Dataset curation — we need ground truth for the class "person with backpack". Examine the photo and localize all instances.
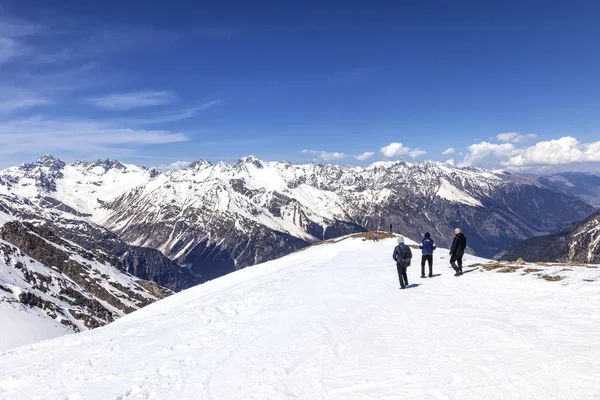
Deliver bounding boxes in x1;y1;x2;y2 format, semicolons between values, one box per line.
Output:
419;232;436;278
449;228;467;276
393;236;412;289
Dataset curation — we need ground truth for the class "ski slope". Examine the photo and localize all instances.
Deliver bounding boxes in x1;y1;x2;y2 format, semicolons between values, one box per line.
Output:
1;236;600;399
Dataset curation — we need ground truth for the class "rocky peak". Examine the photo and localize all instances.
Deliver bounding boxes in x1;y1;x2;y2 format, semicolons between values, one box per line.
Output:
235;155;264;169
187;159;213;170
36;155;66;171
92;159;127;171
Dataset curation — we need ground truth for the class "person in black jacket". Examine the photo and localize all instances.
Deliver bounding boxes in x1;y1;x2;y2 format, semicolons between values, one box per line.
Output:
393;236;412;289
449;228;467;276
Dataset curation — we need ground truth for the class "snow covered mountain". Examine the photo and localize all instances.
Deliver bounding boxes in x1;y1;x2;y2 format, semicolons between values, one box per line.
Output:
500;209;600;264
1;235;598;399
0;219;171;352
0;155;593;287
515;172;600;208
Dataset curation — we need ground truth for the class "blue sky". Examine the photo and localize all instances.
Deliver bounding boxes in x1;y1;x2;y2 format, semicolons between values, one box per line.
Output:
1;0;600;171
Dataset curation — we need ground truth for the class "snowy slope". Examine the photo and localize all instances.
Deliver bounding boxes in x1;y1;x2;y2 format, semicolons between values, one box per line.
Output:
1;236;599;399
0;301;71;353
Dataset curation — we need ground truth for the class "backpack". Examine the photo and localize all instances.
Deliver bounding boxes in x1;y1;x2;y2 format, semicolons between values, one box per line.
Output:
398;244;412;267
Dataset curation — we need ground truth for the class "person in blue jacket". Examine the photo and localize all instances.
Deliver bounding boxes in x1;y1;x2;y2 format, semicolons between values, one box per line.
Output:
419;232;436;278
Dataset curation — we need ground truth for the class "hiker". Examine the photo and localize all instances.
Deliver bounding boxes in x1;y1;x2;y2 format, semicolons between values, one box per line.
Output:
389;223;393;233
449;228;467;276
373;231;378;242
393;236;412;289
419;232;436;278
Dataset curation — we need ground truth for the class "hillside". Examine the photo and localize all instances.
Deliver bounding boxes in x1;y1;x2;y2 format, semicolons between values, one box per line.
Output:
0;155;593;287
0;218;171;351
500;209;600;263
1;236;598;399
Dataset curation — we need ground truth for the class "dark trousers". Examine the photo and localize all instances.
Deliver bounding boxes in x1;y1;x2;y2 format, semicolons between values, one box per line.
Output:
396;263;408;289
450;254;463;274
421;255;433;277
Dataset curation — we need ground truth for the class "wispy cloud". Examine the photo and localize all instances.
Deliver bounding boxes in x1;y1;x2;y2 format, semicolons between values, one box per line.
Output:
495;132;538;144
0;20;43;37
0;13;227;166
0;37;27;64
442;147;455;155
87;90;178;111
355;151;376;161
380;142;427;159
0;116;187;158
0;18;40;64
122;101;221;125
0;90;53;113
301;149;347;162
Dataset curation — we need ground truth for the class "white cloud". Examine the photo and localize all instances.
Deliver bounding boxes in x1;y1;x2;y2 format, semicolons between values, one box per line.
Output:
442;147;455;155
495;132;538;144
460;142;517;167
87;90;178;110
380;142;427;159
155;161;191;172
446;159;455;166
409;149;427;159
502;137;600;168
301;149;347;162
354;151;375;161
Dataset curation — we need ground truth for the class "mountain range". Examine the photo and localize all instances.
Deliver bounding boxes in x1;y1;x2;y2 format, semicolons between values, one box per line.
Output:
0;155;596;285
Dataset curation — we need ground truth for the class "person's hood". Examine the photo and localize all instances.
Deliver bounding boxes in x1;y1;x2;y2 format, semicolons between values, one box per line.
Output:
424;232;431;239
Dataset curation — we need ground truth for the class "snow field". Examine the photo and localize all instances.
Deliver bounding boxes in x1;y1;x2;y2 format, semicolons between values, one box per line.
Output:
0;302;71;353
0;237;599;399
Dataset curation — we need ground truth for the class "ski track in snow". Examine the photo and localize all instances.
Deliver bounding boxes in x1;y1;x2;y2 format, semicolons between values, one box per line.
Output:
1;238;600;399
